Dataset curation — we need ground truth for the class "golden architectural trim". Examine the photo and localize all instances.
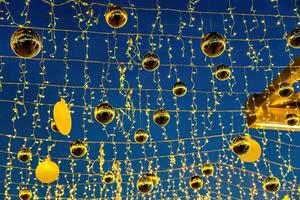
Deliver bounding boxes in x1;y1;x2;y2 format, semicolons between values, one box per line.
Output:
246;56;300;130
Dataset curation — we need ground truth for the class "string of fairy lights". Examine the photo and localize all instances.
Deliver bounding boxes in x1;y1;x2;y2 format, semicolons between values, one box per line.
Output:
0;0;300;199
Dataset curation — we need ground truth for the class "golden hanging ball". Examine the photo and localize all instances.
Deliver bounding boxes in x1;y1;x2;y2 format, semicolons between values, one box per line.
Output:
137;175;154;194
94;103;115;125
238;136;261;163
201;163;214;176
153;109;170;127
35;157;60;184
201;32;226;58
286;114;299;126
17;147;32;163
263;176;280;193
230;136;250;156
50;119;59;133
70;140;88;158
134;129;149;144
214;64;231;81
189;175;203;190
105;6;128;29
278;82;294;98
142;53;160;71
172;81;187;97
102;171;115;184
287;29;300;48
145;172;160;187
19;187;32;200
10;29;42;58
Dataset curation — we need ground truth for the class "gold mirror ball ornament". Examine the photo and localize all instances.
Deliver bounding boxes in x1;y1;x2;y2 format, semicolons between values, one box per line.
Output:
230;136;250;156
10;28;42;58
17;147;32;163
94;103;115;125
263;176;280;193
105;6;128;29
102;171;115;184
50;119;59;133
137;175;154;194
287;29;300;48
278;82;294;98
189;175;203;190
172;81;187;97
134;129;149;144
201;32;226;58
19;187;32;200
70;140;88;158
153;109;170;127
214;64;231;81
145;172;160;187
142;53;160;71
201;163;214;176
286;114;299;126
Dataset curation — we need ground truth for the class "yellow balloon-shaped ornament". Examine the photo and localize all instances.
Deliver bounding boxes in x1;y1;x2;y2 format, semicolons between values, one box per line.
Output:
35;157;60;184
53;98;72;135
238;135;261;163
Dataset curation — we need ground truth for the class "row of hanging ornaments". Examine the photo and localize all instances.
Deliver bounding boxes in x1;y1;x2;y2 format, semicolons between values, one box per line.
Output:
11;5;299;200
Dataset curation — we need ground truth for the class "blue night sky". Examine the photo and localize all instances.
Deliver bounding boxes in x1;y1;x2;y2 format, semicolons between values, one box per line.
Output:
0;0;299;199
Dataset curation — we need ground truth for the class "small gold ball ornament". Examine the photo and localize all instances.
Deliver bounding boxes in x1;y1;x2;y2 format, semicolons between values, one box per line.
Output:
102;171;115;184
153;109;170;127
263;176;280;193
201;32;226;58
105;6;128;29
137;175;154;194
172;81;187;97
70;140;88;158
17;147;32;163
142;53;160;71
94;103;115;125
19;187;32;200
134;129;150;144
189;175;203;190
10;29;42;58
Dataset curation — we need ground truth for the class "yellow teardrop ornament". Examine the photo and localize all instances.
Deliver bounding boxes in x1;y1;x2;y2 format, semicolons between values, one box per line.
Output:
53;99;72;135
